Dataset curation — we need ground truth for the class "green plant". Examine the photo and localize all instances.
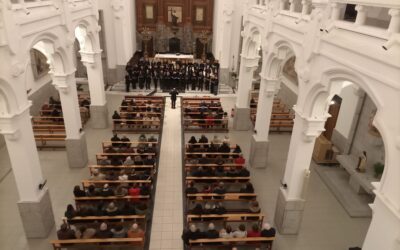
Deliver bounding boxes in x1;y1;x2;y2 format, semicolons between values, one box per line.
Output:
373;162;384;178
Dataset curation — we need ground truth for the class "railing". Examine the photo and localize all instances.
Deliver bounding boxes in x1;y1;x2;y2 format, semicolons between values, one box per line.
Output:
328;0;400;37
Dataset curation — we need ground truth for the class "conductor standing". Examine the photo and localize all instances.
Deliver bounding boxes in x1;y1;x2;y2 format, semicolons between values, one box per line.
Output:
169;88;179;109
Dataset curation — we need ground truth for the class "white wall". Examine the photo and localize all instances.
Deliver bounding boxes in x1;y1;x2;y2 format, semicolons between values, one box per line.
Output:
336;82;361;139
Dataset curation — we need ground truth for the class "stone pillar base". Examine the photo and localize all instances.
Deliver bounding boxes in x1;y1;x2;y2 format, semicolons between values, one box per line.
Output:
274;187;306;235
17;189;55;238
90;104;108;129
66;132;88;168
233;107;251;131
249;135;269;169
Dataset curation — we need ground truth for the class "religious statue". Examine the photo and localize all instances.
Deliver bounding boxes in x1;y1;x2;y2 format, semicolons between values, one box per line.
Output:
170;9;178;26
356;151;367;173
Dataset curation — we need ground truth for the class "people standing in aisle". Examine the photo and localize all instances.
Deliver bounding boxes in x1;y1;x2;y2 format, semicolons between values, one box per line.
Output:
125;74;131;92
169;88;179;109
145;69;151;90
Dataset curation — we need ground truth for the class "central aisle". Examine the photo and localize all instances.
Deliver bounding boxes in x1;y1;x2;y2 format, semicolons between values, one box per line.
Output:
150;97;184;250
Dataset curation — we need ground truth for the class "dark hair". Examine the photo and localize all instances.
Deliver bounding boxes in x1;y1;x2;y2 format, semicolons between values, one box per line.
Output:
114;224;123;231
67;204;74;211
239;224;246;231
252;224;260;232
226;225;232;233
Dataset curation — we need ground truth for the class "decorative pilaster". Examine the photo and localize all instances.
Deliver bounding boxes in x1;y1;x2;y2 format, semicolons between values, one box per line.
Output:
274;107;327;234
52;72;88;168
0;105;55;238
233;54;260;131
249;77;280;169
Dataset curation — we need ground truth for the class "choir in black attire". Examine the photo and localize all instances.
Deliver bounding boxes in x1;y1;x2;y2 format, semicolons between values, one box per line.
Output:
125;57;219;94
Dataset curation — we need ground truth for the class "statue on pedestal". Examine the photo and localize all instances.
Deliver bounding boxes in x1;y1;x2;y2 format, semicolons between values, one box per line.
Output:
356;151;367;173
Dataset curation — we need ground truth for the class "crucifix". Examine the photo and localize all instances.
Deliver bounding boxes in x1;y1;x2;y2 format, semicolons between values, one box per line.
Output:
169;8;178;26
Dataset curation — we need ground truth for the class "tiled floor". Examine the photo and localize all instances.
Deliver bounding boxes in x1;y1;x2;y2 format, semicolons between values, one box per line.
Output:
149;97;183;250
0;93;371;250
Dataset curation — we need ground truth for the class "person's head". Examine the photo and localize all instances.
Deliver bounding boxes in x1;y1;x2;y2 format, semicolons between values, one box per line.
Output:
239;224;246;232
60;223;68;231
66;204;74;211
103;184;109;190
88;185;95;193
126;156;132;161
73;185;81;192
190;224;197;233
187;181;194;188
262;223;271;230
107;202;116;209
218;182;224;188
130;223;139;232
92;169;99;176
226;225;232;233
208;223;215;230
114;224;123;232
100;222;108;231
114;110;118;114
252;224;260;232
204;203;211;210
251;201;259;208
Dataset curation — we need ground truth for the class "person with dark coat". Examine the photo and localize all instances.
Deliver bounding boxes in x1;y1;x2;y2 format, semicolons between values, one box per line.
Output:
64;204;77;220
191;203;203;215
96;222;113;238
100;184;114;197
111;133;121;147
261;223;276;237
185;182;198;194
73;185;86;197
125;74;132;92
205;223;219;238
169;88;179;109
57;223;76;240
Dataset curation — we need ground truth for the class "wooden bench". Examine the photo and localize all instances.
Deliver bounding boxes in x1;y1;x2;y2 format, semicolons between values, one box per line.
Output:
187;193;256;201
82;180;152;188
69;214;146;222
50;238;144;250
113;119;162;133
89;165;155;172
34;134;66;149
185;164;244;168
188;237;274;249
185;152;240;156
75;195;150;201
187;213;264;222
186;176;250;182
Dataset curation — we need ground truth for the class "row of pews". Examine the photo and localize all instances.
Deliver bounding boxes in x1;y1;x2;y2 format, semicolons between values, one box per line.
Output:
182;136;275;249
250;92;294;132
112;96;164;134
51;134;160;250
182;97;229;132
33;93;91;149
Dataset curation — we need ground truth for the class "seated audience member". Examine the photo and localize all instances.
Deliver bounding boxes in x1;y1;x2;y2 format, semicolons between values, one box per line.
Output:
128;184;141;197
112;111;121;124
138;134;147;142
188;136;197;144
73;185;86;197
212;202;227;215
111;224;126;238
118;170;129;181
214;165;225;177
249;201;261;213
120;202;136;215
218;142;231;153
185;182;198;194
135;203;147;215
64;204;77;220
198;154;210;164
182;224;203;244
111;133;121;147
233;145;242;154
100;184;114;197
127;223;144;238
96;222;113;238
76;226;96;239
222;136;230;146
134;155;143;165
86;184;99;196
214;182;226;194
123;156;134;165
139;183;151;196
234;154;245;165
198;134;208;144
238;166;250;177
219;225;233;238
57;223;76;240
205;223;219;239
105;202;119;216
233;224;247;238
191;203;203;215
261;223;276;237
202;185;212;193
192;166;205;177
247;224;261;237
91;169;106;181
115;184;128;197
226;167;239;177
148;135;157;142
143;155;155;165
110;157;122;166
121;135;130;143
239;182;254;193
212;135;222;144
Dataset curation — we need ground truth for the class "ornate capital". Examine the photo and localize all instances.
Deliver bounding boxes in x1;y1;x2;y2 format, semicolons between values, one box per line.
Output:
293;107;328;142
260;76;280;97
241;54;261;70
51;71;75;94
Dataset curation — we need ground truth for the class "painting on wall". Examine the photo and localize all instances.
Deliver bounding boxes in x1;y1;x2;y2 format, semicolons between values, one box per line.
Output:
194;6;206;24
30;48;50;80
167;6;182;25
145;4;154;20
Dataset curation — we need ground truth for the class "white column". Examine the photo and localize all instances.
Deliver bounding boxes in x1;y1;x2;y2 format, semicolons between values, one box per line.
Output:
81;50;108;128
388;9;400;34
0;104;55;238
52;72;88;168
330;3;345;20
250;77;280;169
274;107;327;234
233;54;260;130
301;0;311;15
289;0;296;12
280;0;288;10
355;5;368;26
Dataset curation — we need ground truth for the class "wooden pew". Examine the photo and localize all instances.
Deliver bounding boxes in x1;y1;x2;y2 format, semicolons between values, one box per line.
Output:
68;215;145;222
187;193;256;201
188;237;274;249
75;195;150;201
186;176;250;182
82;180;152;188
89;165;155;172
113;119;162;133
51;238;144;250
34;134;66;149
187;213;264;222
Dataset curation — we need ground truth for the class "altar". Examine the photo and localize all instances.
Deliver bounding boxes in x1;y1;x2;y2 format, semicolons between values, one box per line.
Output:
154;53;194;62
